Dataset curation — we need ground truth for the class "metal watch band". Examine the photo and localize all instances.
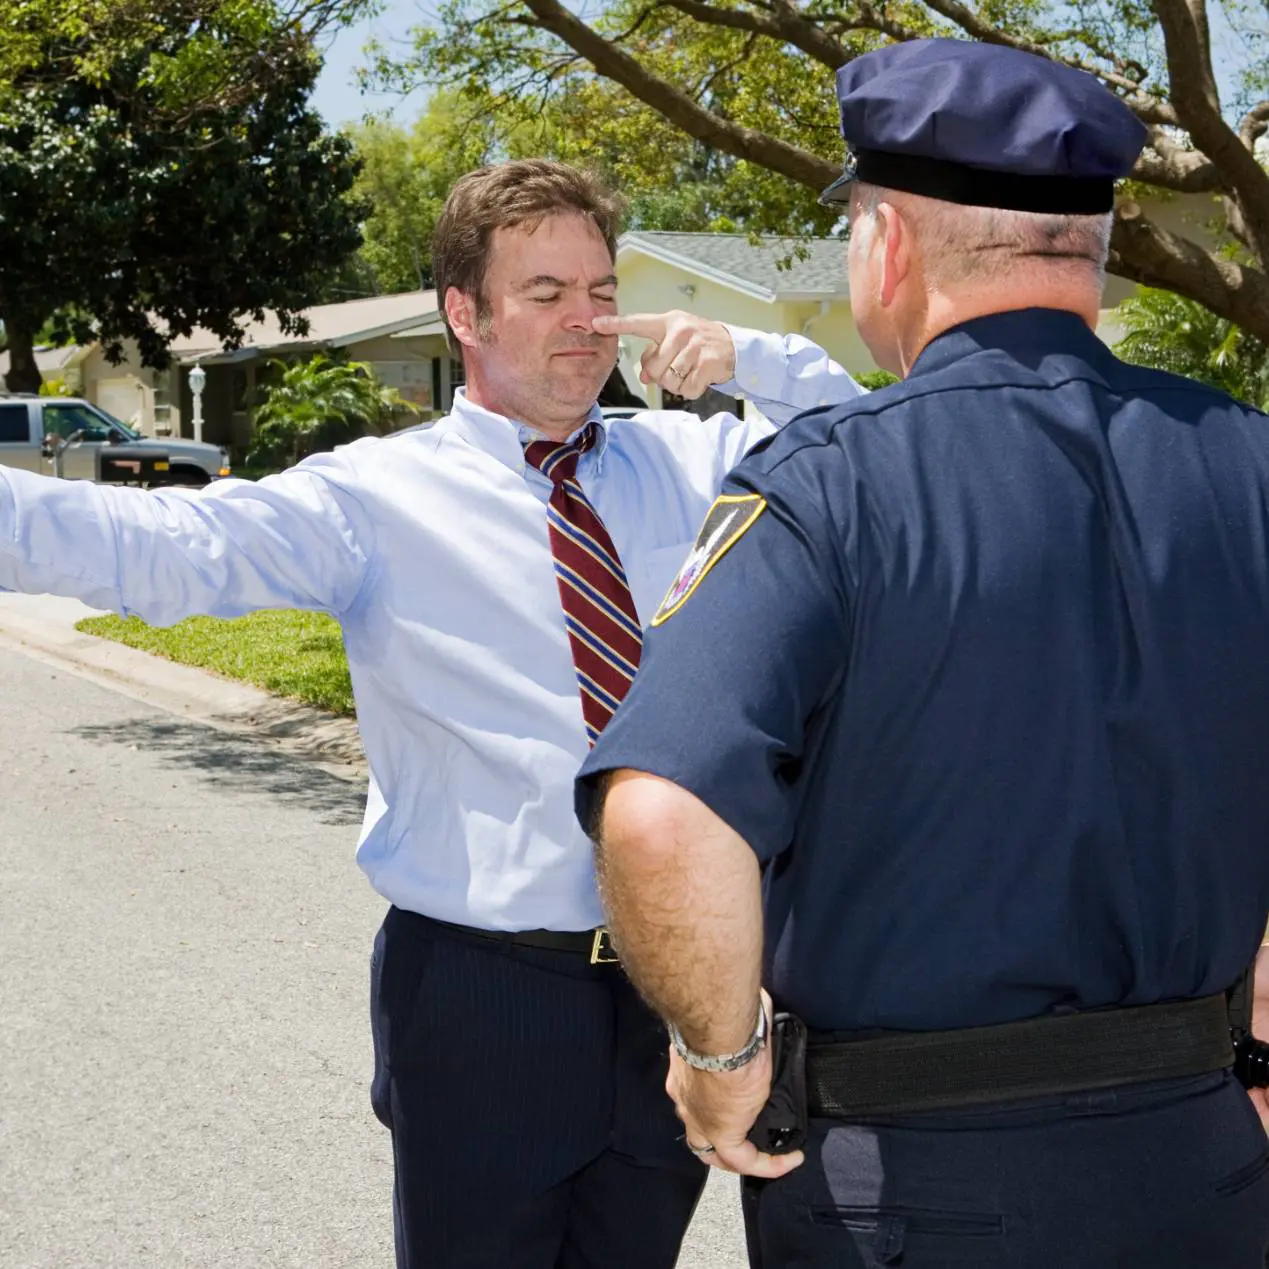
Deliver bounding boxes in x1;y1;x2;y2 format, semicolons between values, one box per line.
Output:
670;1002;768;1072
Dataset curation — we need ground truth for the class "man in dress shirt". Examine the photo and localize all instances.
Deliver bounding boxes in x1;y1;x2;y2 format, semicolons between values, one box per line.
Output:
0;158;863;1267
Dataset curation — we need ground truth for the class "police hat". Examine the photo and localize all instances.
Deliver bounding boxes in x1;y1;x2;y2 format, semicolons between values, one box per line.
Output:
820;38;1147;214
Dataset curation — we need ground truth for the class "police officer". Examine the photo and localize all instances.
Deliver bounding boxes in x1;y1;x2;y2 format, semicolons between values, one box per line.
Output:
577;39;1269;1268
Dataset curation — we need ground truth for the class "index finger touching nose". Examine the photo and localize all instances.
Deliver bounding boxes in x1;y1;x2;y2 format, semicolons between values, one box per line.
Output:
591;313;669;340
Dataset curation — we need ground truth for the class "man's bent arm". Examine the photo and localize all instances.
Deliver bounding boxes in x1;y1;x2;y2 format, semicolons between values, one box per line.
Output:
595;769;763;1054
0;457;372;624
719;325;865;429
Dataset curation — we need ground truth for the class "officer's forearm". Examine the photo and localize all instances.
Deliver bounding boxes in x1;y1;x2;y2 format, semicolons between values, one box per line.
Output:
595;769;764;1055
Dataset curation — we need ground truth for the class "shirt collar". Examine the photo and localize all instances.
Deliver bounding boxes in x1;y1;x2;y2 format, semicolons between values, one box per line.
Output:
446;389;611;473
908;308;1108;381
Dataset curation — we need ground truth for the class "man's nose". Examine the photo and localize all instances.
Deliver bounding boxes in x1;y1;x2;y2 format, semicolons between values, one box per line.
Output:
562;291;606;331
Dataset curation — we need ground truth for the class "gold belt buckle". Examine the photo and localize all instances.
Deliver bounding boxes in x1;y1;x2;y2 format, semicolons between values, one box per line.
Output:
590;927;620;965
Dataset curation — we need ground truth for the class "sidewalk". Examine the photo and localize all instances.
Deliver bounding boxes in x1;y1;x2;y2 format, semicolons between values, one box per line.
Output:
0;593;366;779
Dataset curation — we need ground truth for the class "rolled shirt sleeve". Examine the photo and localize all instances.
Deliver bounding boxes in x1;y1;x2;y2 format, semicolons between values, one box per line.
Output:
0;450;374;625
577;430;853;861
716;325;867;431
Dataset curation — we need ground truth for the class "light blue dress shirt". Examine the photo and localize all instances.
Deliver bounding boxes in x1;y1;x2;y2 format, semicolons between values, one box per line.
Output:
0;326;863;929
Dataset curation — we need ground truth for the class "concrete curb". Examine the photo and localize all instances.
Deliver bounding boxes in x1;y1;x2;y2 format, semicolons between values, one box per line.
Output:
0;594;367;783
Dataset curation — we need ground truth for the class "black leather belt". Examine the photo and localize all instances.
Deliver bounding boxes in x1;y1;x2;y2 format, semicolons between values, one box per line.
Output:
410;910;620;965
805;992;1234;1118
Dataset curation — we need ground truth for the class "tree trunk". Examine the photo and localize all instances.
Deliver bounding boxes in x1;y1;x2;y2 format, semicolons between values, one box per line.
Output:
2;320;41;394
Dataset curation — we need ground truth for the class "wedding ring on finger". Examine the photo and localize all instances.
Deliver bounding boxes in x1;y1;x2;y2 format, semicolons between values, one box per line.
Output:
667;363;687;381
686;1140;716;1158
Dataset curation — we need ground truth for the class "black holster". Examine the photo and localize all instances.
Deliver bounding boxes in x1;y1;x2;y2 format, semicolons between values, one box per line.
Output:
746;1012;809;1155
1228;959;1269;1089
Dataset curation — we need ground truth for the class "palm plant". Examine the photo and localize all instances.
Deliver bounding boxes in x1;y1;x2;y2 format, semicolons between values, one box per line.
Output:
247;354;418;470
1114;288;1269;411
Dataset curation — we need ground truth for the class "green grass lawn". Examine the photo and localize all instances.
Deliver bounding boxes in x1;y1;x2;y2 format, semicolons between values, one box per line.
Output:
76;609;355;716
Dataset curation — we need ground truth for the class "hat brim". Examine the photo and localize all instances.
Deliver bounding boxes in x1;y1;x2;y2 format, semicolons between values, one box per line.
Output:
818;171;855;206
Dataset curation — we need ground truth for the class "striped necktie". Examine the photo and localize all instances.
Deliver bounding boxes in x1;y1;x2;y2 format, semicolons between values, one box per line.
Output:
524;424;642;745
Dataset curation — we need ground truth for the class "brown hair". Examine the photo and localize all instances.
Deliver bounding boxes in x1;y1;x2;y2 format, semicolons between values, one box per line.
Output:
432;159;625;357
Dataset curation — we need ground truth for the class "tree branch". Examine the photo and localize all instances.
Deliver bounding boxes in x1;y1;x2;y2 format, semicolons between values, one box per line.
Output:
1151;0;1269;260
1240;101;1269;151
519;0;840;190
1111;202;1269;344
660;0;847;70
1132;127;1221;193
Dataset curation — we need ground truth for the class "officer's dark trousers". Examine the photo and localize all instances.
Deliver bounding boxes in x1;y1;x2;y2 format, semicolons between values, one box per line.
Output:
742;1071;1269;1267
370;906;706;1268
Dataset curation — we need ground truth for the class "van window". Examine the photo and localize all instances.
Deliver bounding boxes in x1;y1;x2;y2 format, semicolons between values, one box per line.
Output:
42;403;113;442
0;403;29;443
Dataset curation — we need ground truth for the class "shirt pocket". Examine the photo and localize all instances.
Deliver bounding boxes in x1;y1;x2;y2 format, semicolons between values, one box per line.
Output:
635;541;695;628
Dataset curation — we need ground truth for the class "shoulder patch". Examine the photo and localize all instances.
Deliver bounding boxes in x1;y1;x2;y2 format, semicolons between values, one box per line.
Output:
652;493;767;626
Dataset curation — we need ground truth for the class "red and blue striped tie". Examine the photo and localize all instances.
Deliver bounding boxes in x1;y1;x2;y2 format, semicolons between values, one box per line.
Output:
525;424;642;745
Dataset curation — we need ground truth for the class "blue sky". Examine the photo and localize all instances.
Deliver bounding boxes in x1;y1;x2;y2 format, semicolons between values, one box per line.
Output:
311;0;429;127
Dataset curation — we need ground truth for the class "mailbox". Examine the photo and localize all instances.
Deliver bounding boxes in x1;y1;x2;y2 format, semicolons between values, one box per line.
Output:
96;446;171;486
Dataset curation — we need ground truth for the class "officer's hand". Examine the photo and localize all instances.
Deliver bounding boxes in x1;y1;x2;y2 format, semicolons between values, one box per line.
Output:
667;1041;804;1180
591;312;736;401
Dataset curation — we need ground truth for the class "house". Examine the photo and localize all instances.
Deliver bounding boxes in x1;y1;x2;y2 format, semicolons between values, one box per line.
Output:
164;291;449;452
0;291;450;454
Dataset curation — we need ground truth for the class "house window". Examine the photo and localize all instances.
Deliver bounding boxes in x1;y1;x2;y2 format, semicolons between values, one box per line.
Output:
0;403;30;443
430;357;468;414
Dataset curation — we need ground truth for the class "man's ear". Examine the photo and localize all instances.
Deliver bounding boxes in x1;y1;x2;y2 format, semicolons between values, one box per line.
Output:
875;202;911;309
444;286;479;349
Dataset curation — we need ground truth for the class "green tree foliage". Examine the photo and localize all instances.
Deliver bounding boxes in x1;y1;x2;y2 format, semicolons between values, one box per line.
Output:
1115;286;1269;408
346;81;813;297
855;370;900;391
376;0;1269;345
347;93;496;295
246;354;417;468
0;0;371;393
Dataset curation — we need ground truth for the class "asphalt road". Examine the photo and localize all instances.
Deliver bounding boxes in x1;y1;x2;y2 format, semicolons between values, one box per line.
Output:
0;644;748;1268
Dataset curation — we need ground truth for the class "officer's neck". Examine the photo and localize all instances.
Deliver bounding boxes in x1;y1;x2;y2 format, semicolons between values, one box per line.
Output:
896;281;1102;378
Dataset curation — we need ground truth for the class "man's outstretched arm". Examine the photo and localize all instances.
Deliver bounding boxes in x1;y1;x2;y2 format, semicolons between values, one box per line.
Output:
0;456;372;625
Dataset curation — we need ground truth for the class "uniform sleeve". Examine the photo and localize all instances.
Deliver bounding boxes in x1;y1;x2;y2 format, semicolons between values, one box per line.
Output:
0;451;373;626
577;460;850;862
714;325;866;434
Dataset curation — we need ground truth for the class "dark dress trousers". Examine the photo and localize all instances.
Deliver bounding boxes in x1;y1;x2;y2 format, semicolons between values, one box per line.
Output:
370;906;706;1268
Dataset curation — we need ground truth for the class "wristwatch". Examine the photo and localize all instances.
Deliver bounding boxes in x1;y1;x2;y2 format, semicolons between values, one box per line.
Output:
669;1001;768;1072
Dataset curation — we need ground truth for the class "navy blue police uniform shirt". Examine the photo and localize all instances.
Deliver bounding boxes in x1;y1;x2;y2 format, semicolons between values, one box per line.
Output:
578;307;1269;1035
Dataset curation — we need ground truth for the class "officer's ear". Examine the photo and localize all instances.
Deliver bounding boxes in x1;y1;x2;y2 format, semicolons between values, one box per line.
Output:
873;201;911;309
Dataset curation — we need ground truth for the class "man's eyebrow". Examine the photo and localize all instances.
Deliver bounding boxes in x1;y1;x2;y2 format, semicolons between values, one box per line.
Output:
515;274;570;291
514;273;620;291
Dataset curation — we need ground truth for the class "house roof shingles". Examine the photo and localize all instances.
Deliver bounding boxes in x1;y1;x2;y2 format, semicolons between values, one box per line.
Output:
167;289;439;361
619;231;848;301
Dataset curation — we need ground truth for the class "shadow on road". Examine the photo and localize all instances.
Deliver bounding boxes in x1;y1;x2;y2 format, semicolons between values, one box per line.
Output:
70;718;368;826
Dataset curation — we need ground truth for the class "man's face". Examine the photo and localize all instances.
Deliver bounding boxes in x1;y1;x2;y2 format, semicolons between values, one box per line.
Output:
464;212;620;426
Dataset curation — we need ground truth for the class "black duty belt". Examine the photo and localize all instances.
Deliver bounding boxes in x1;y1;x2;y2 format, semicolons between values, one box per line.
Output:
410;910;620;965
806;992;1234;1119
